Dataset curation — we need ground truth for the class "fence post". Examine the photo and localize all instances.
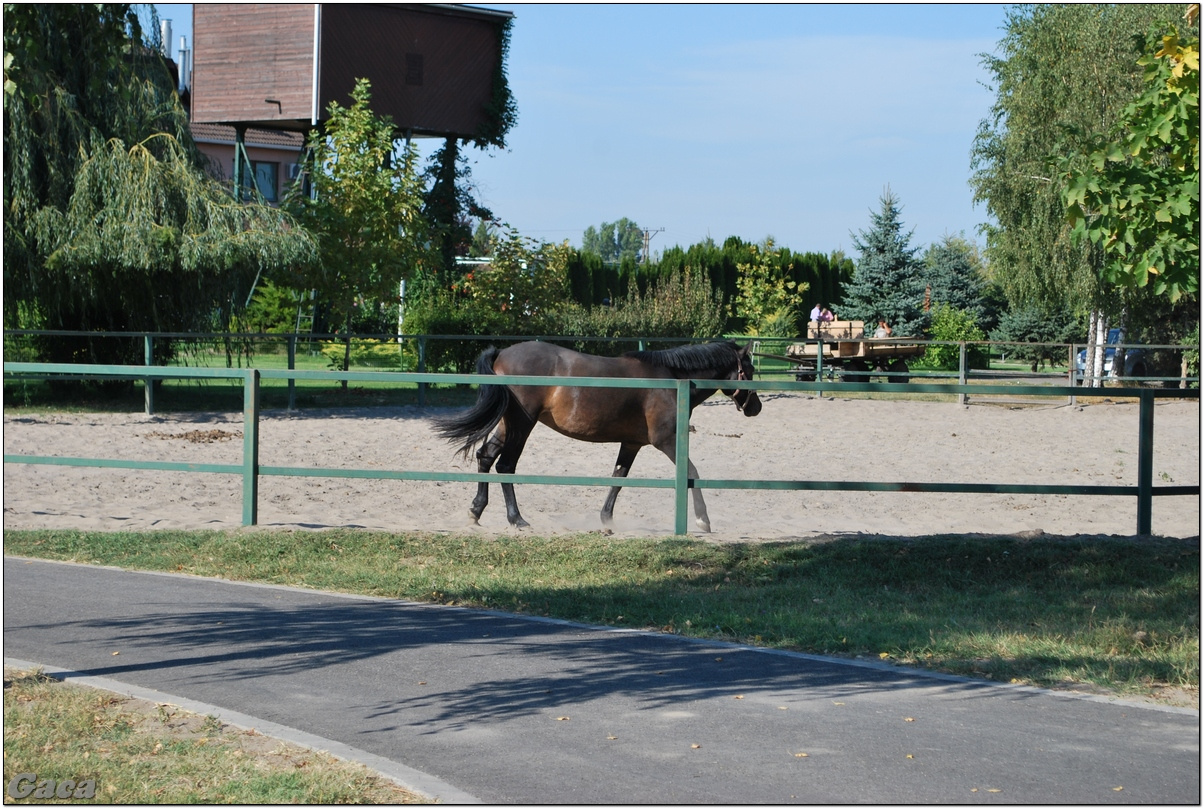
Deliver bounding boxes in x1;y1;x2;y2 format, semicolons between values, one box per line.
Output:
242;369;260;526
143;334;155;416
287;334;297;411
1068;345;1077;407
417;336;427;407
1136;389;1154;535
815;340;824;397
674;378;691;535
958;342;968;406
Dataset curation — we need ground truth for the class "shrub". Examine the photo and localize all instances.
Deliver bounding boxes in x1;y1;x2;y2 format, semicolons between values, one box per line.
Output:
916;304;989;371
399;289;502;373
242;280;303;334
400;228;573;371
730;240;805;337
318;338;410;370
552;267;727;353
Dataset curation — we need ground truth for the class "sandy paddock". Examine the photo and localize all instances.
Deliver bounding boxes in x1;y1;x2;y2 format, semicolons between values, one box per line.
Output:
2;395;1199;540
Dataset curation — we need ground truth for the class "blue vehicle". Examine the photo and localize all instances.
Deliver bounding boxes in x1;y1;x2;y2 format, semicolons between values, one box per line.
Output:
1074;328;1149;383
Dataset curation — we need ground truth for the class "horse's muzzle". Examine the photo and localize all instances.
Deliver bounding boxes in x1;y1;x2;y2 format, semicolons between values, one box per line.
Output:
734;389;762;417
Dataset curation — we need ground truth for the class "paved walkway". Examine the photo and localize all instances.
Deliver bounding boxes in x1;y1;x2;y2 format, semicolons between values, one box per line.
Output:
4;557;1199;804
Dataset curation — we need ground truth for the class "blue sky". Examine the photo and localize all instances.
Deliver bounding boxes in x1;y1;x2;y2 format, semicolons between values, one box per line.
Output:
150;3;1009;257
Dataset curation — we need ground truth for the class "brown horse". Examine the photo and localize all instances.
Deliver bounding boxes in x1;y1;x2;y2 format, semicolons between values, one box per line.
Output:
433;340;762;532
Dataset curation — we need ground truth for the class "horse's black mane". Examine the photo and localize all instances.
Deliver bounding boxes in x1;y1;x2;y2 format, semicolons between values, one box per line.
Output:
622;340;739;372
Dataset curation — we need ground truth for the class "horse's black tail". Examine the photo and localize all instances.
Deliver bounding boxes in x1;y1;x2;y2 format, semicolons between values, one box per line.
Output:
432;346;509;458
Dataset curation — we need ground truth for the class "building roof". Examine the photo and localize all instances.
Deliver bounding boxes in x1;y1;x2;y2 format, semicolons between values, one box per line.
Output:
190;122;307;150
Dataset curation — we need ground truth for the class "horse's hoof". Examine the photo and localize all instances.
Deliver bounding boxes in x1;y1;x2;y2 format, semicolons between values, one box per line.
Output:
696;518;712;533
468;512;481;525
512;517;530;529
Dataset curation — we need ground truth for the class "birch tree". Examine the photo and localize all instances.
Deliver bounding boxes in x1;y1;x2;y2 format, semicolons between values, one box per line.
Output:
970;3;1185;384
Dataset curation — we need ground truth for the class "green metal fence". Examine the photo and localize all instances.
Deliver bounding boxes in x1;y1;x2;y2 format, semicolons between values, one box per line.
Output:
3;361;1198;536
6;329;1198;414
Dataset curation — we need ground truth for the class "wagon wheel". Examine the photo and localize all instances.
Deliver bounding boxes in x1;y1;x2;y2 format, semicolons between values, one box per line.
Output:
791;363;817;382
1129;361;1148;385
840;359;870;382
886;359;910;383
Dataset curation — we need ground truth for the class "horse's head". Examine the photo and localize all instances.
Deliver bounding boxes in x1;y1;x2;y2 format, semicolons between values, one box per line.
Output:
726;343;762;417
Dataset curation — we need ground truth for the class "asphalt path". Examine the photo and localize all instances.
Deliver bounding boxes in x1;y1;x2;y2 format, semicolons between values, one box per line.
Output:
4;557;1199;804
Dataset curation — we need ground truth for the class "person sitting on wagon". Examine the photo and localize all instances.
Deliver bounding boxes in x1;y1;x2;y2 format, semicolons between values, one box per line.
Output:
819;305;835;322
809;303;823;321
874;319;892;337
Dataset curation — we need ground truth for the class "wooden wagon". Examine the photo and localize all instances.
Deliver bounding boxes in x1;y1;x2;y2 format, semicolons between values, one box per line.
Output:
756;320;926;382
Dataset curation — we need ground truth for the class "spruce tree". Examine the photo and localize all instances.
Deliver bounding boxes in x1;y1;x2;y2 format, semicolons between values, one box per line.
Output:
842;190;927;337
921;234;988;323
471;219;497;258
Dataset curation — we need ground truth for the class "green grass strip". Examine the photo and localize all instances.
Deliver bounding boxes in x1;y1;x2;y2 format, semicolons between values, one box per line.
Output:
3;668;425;803
5;530;1198;704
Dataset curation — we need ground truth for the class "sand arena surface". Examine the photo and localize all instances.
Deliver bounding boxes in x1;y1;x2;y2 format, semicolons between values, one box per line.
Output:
3;395;1199;540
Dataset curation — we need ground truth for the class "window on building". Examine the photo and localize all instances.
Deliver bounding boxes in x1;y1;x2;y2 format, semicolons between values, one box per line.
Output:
238;160;279;202
405;53;423;85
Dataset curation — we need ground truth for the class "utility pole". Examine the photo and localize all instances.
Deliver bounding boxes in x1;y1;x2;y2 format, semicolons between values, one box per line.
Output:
641;227;665;264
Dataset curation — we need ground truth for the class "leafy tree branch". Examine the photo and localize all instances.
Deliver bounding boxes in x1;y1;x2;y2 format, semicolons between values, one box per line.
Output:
1062;13;1200;302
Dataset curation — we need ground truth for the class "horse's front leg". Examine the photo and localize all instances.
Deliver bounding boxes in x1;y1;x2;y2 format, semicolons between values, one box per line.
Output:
656;442;711;533
685;457;711;533
470;430;505;524
601;443;642;527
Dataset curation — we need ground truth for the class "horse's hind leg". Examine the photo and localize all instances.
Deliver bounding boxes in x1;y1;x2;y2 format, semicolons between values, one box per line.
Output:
470;429;505;524
601;443;642;527
494;418;535;528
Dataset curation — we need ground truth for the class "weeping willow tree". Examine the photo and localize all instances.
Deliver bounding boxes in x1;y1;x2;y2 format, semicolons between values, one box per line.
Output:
3;4;316;367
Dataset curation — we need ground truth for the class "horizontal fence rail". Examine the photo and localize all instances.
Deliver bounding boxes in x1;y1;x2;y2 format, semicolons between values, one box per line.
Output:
6;328;1198;410
3;361;1199;536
